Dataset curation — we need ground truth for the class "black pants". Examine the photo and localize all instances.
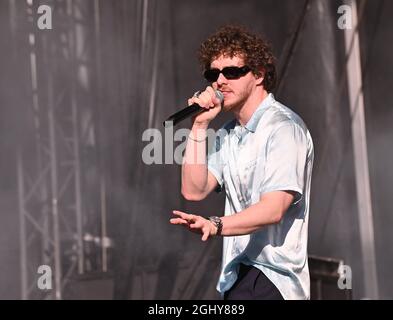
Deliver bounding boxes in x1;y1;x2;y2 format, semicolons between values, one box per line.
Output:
224;264;284;300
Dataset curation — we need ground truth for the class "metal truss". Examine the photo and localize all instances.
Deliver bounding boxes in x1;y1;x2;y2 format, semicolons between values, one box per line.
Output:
13;0;110;300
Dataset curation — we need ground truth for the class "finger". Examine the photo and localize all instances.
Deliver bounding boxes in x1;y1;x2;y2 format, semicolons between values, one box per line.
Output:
172;210;188;216
187;95;207;110
172;210;193;220
212;94;221;106
200;91;213;105
206;86;221;106
173;212;198;226
170;218;188;225
198;90;214;109
206;86;216;100
188;95;205;109
201;227;210;241
190;218;205;228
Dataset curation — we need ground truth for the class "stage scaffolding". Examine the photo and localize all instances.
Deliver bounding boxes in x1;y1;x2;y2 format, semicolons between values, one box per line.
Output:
12;0;110;300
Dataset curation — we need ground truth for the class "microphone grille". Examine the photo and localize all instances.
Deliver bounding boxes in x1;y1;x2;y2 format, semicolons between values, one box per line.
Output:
215;90;224;103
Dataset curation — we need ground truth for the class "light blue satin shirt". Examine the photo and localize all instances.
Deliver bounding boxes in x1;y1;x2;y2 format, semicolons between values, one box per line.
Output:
207;93;314;300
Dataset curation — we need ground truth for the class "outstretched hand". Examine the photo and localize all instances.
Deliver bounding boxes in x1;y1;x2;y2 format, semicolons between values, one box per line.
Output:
170;210;217;241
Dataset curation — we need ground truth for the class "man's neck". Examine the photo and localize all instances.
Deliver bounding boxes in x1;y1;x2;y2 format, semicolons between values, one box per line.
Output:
233;89;269;126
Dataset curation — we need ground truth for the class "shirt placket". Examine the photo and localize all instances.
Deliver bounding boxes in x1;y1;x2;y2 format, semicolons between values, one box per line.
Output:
234;126;249;207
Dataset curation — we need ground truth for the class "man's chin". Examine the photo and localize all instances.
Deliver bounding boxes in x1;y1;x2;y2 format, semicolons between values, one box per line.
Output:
222;105;231;112
222;102;239;112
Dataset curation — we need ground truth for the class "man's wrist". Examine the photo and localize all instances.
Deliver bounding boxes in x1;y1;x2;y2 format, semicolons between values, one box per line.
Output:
208;216;223;236
192;122;209;130
189;126;208;142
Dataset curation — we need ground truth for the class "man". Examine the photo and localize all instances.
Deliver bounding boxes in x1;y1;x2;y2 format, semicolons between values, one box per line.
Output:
170;25;314;300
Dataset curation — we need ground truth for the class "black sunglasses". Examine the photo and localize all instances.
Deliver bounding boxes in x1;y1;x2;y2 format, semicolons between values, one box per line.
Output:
203;65;251;82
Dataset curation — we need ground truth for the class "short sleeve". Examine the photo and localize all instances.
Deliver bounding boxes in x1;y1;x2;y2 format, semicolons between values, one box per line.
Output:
259;123;308;204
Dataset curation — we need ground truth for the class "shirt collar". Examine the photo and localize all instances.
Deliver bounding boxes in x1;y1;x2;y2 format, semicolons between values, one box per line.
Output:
243;93;275;133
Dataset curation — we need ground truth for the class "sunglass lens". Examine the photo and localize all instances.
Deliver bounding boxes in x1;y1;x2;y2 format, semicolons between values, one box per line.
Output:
204;69;219;82
222;67;240;79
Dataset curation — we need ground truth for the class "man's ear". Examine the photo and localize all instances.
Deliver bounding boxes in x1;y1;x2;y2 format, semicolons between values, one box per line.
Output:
255;71;264;86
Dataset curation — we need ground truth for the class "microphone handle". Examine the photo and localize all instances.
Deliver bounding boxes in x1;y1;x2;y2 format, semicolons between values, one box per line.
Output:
163;103;204;127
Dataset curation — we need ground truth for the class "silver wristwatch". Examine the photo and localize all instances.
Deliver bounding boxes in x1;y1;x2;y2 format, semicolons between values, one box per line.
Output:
208;216;223;236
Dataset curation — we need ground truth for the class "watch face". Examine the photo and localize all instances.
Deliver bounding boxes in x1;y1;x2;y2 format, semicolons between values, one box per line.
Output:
210;217;223;236
209;216;222;231
209;216;220;224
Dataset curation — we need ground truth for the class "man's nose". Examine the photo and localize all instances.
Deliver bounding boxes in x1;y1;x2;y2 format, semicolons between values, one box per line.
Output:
216;72;227;85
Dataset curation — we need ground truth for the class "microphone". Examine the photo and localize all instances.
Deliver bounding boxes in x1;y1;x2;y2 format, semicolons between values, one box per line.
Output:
163;90;224;127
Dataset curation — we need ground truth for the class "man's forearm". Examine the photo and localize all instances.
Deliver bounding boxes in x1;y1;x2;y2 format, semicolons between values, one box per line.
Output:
181;124;210;198
220;191;295;236
220;202;279;236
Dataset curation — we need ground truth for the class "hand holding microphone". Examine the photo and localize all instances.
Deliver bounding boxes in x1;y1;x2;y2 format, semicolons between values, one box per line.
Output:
163;87;223;127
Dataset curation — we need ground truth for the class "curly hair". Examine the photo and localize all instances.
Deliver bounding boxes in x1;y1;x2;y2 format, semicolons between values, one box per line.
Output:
198;25;277;92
